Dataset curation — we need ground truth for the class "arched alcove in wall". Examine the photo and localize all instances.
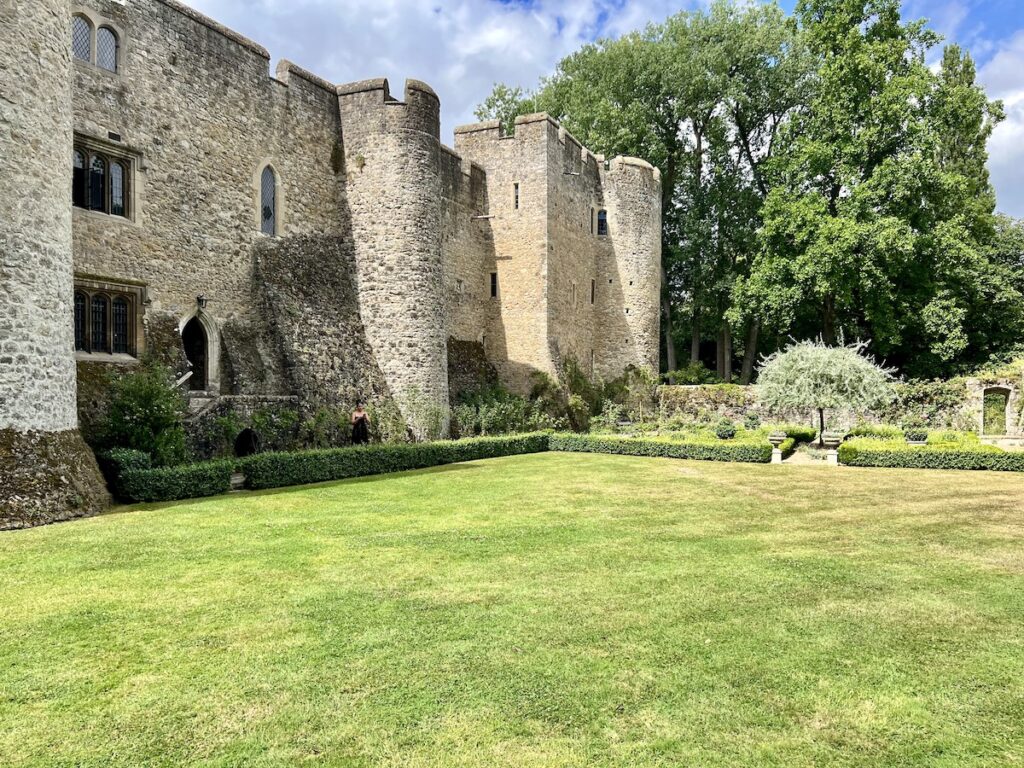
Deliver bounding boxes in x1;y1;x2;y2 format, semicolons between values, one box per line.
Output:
234;428;261;457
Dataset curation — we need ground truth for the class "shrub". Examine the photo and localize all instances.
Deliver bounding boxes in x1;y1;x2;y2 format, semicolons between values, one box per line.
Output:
838;439;1024;472
550;433;774;463
847;423;905;441
663;363;722;385
715;418;737;440
100;362;189;466
117;460;234;503
241;433;551;491
744;412;762;431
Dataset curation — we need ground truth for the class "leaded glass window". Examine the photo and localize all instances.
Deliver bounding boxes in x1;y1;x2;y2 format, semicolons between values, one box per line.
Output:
73;151;87;208
74;292;87;351
112;297;129;353
89;155;106;212
110;162;125;217
260;166;277;235
91;295;109;353
73;147;130;218
597;210;608;236
72;16;92;62
97;27;118;72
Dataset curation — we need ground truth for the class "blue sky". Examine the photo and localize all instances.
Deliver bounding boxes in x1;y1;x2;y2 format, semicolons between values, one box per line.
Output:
186;0;1024;216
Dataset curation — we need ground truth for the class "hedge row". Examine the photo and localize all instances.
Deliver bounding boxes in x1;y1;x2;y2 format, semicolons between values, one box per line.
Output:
239;433;551;491
839;440;1024;472
550;433;774;463
118;460;235;503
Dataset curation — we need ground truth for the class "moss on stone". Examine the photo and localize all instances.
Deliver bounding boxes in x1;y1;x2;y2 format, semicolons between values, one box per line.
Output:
0;429;110;530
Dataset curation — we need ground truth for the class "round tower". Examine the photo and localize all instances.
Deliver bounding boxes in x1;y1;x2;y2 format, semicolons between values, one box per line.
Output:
601;157;662;375
337;78;450;437
0;0;109;527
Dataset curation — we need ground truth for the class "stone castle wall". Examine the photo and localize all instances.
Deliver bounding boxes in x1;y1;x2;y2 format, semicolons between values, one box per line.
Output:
0;0;661;526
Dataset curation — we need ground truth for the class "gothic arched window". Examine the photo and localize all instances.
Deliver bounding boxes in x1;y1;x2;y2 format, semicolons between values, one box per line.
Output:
72;16;92;63
260;166;277;235
73;146;130;219
97;27;119;72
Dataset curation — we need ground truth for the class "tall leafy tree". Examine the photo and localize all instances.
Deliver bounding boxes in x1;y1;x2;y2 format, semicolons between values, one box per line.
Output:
738;0;1019;376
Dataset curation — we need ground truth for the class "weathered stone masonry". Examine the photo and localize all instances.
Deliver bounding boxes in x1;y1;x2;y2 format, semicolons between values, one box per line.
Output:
0;0;661;526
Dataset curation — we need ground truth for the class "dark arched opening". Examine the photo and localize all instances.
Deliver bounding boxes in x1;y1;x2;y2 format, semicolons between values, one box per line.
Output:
234;428;261;458
983;387;1011;436
182;317;207;391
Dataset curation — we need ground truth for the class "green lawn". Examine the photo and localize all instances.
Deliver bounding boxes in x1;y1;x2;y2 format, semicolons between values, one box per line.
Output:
2;454;1023;767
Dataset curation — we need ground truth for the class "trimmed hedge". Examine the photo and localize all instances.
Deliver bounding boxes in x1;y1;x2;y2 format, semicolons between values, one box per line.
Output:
240;433;551;491
550;433;773;463
118;460;235;503
839;439;1024;472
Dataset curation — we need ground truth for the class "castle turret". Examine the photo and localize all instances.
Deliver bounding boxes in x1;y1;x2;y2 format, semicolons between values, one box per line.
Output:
337;78;449;436
0;0;109;526
598;157;662;376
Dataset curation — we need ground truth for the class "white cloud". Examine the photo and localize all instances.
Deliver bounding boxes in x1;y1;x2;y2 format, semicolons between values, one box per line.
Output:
979;30;1024;217
185;0;690;143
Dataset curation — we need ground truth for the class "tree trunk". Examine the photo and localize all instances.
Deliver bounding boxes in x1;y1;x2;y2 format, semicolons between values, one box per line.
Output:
721;321;733;383
661;263;677;373
740;319;760;385
690;309;701;364
823;294;837;345
818;408;826;447
716;327;725;379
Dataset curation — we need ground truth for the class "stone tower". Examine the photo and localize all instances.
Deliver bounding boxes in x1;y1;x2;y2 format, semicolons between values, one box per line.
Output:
337;79;450;437
0;0;108;527
599;157;663;375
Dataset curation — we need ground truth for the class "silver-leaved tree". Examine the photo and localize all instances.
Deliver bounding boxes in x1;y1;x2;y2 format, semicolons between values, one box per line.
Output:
758;339;895;443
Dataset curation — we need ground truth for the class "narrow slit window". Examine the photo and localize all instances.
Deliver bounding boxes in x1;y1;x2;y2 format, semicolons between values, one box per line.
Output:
72;16;92;63
597;210;608;236
97;27;119;72
513;183;520;210
490;272;498;298
590;279;595;304
260;166;277;235
590;208;594;234
572;283;577;307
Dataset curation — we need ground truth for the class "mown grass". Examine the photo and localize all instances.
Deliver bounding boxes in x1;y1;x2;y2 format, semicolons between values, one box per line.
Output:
1;453;1023;767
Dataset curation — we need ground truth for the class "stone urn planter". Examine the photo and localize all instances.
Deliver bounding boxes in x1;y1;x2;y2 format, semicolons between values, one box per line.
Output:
768;431;787;464
822;432;844;466
904;428;928;447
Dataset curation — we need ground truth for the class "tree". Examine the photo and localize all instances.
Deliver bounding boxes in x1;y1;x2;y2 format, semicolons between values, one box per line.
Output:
474;84;538;135
757;339;895;442
738;0;1017;377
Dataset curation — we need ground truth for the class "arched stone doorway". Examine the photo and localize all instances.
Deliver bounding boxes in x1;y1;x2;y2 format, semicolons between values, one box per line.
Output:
182;317;207;391
178;309;220;395
983;387;1012;436
234;428;261;457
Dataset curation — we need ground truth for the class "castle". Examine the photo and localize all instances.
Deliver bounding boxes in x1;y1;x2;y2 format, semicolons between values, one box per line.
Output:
0;0;662;527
